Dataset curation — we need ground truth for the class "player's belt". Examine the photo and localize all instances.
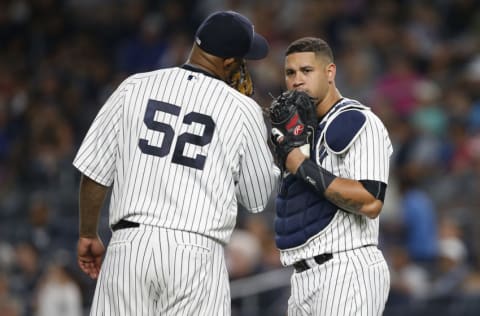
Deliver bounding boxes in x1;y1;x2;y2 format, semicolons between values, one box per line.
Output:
292;253;333;273
112;219;140;231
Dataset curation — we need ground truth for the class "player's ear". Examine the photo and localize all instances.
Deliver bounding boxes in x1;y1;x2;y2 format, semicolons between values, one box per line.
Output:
327;63;336;84
223;57;236;70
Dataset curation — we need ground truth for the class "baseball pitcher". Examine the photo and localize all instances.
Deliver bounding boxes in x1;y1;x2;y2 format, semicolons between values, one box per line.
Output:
74;11;278;316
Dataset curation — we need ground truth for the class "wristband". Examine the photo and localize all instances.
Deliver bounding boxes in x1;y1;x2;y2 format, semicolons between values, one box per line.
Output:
296;159;336;195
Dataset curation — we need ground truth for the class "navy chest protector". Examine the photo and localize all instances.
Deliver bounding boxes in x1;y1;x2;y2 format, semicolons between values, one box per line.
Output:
275;174;338;250
275;99;370;250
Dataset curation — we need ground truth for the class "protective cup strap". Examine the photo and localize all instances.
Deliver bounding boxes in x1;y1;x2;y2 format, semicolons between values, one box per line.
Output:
296;159;336;196
359;180;387;203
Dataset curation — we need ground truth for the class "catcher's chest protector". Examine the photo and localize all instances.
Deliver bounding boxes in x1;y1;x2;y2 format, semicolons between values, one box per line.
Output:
275;100;370;250
275;174;338;250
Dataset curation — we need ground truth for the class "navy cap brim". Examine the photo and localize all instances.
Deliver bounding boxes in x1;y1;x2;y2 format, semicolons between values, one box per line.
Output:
244;33;269;60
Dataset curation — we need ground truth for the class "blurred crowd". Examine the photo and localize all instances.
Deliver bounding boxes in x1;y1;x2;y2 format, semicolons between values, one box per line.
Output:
0;0;479;315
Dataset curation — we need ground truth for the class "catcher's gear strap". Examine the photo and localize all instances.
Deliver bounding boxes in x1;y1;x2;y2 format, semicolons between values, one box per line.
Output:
359;180;387;203
324;109;367;155
296;159;336;195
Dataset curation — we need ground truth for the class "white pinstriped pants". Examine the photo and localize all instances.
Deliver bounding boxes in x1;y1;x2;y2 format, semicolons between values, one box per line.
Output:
89;225;230;316
288;246;390;316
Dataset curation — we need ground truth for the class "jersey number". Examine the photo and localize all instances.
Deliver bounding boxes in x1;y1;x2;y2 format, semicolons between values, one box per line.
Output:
138;99;215;170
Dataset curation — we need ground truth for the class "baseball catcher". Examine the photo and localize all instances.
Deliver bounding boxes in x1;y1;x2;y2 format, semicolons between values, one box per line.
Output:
269;90;317;167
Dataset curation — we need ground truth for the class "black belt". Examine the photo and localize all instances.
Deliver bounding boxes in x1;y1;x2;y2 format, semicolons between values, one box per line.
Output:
112;219;140;231
293;253;333;273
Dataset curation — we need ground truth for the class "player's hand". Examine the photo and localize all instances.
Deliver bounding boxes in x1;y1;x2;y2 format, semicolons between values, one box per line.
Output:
269;90;317;167
77;236;105;279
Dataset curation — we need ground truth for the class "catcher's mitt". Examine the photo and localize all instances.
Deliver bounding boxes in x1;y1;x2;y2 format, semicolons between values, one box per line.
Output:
229;61;254;96
269;90;317;167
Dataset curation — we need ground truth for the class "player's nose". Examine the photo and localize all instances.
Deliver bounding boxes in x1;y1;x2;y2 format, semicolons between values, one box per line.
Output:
292;79;304;89
290;74;304;89
286;72;303;90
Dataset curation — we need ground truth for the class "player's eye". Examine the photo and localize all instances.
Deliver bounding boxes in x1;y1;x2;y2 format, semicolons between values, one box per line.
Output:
285;69;295;77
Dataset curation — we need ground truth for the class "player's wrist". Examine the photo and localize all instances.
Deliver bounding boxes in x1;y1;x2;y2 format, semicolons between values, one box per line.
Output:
79;230;99;239
286;148;307;174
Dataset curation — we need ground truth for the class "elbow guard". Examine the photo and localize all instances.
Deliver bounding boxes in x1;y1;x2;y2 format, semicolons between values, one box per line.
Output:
359;180;387;202
296;159;337;196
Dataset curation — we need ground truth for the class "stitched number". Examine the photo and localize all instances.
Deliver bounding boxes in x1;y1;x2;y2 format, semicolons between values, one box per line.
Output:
138;99;215;170
138;100;179;157
172;112;215;169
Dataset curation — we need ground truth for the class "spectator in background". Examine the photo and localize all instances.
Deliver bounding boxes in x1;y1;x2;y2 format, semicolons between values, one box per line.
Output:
429;237;469;300
373;53;422;117
10;242;42;316
12;193;52;252
392;114;444;189
461;259;480;297
398;171;438;265
388;245;430;303
442;89;476;177
34;260;83;316
0;297;21;316
116;13;168;74
0;103;13;162
226;229;262;280
20;102;75;194
243;216;282;271
335;29;377;104
0;271;22;315
0;242;14;272
410;79;446;138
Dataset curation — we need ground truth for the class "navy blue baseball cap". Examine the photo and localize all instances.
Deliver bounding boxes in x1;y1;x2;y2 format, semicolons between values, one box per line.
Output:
195;11;269;60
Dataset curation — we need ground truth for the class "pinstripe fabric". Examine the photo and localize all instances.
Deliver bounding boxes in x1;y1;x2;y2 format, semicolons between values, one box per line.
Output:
90;225;230;316
278;98;392;315
288;246;389;316
73;66;278;315
73;67;278;244
280;98;393;266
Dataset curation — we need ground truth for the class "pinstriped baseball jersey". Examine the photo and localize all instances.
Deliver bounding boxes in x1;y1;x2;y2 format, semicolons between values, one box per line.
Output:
280;98;393;266
73;66;278;244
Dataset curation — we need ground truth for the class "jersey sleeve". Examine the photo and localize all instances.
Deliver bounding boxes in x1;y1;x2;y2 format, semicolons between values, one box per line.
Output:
236;100;279;213
342;112;393;183
72;80;127;186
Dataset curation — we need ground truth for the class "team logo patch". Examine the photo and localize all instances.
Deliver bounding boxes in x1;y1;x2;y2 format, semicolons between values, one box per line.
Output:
293;124;304;135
